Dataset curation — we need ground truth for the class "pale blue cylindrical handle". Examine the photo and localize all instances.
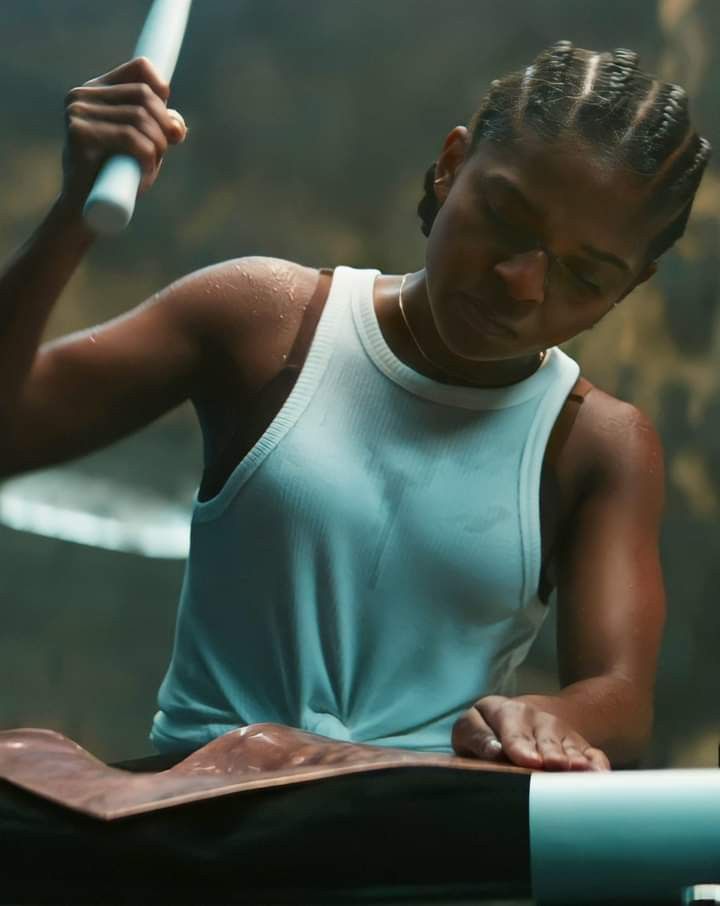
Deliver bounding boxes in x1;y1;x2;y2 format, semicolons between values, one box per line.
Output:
83;156;144;234
83;0;193;235
530;769;720;903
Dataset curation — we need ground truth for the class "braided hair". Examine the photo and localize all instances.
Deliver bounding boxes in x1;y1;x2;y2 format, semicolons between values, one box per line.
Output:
417;42;711;262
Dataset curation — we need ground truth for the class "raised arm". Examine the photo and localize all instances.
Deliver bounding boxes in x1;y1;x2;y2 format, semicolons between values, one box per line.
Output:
0;56;198;476
0;256;253;477
0;56;312;479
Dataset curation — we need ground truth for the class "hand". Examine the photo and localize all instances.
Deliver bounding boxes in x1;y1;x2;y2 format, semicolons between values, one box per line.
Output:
60;56;188;211
451;695;611;771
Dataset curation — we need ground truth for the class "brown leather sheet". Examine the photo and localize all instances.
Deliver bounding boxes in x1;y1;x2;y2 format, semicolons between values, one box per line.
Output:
0;721;530;821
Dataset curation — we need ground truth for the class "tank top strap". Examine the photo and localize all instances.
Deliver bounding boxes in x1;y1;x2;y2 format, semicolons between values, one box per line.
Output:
286;268;335;370
543;375;593;470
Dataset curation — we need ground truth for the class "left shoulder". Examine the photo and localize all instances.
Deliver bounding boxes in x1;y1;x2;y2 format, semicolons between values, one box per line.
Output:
572;381;664;494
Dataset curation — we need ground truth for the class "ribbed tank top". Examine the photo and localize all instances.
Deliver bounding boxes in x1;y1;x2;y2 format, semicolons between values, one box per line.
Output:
151;265;580;754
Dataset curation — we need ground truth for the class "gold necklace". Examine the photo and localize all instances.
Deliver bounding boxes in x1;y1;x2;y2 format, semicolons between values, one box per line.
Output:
397;272;545;386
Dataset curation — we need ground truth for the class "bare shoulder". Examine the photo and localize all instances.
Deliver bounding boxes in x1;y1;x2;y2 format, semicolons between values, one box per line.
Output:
161;255;322;385
208;255;320;306
563;381;664;498
168;255;320;340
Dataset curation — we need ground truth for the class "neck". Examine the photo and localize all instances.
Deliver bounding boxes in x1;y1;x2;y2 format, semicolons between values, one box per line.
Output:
394;270;546;389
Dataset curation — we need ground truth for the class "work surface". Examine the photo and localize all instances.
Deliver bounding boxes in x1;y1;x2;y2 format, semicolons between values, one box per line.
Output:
0;721;530;820
0;724;708;904
0;723;533;904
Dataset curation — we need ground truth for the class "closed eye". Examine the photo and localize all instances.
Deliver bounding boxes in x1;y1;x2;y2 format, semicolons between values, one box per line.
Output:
483;201;535;245
484;199;603;294
562;261;601;292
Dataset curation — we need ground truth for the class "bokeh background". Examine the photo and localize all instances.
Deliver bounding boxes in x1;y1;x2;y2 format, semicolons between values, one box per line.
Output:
0;0;718;766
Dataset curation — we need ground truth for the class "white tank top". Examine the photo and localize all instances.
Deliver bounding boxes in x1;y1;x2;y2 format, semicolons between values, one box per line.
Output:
151;265;581;754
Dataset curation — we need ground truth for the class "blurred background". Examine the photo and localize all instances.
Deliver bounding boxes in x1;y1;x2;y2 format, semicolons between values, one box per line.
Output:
0;0;718;766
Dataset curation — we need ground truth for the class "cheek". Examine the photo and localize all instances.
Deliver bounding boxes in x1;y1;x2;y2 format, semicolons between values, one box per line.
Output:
439;195;486;244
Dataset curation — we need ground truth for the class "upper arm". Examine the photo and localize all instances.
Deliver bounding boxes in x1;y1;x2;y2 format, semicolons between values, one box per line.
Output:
555;397;666;700
0;255;280;476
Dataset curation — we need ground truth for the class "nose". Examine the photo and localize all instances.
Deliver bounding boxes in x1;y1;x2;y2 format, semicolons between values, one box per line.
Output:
493;248;549;304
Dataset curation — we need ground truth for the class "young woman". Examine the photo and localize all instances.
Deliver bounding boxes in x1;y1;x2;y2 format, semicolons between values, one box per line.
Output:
0;42;710;772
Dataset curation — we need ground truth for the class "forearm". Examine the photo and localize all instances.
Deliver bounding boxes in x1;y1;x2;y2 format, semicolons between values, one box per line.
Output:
0;194;95;422
515;675;653;766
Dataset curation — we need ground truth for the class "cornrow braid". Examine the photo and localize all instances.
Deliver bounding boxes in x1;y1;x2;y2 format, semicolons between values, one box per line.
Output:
417;161;439;238
684;136;712;185
522;40;579;134
545;39;575;89
578;47;642;138
568;51;612;136
655;84;688;144
468;73;522;147
602;48;640;108
646;135;712;260
416;40;711;261
624;82;690;175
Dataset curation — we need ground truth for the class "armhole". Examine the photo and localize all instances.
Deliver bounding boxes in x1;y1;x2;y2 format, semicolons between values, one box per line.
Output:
199;267;334;500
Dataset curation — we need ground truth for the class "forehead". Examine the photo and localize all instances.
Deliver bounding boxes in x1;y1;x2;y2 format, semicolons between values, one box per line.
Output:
464;132;657;264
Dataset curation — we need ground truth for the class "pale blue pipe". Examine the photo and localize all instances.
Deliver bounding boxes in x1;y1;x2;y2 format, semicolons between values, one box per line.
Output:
530;768;720;902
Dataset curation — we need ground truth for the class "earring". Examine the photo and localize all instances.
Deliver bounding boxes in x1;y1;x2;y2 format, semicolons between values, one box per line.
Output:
433;176;446;185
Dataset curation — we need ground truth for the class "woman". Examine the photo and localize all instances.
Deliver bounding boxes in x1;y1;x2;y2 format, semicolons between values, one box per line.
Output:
0;42;710;772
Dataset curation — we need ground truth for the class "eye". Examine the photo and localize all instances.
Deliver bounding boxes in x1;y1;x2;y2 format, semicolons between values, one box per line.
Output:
484;200;515;230
483;200;534;243
568;266;601;293
483;200;506;226
483;197;603;294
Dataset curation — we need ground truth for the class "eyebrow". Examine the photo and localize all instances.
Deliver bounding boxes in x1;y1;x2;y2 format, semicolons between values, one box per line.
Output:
483;174;632;275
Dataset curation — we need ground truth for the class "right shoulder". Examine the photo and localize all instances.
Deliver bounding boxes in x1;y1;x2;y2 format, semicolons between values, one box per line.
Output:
164;255;323;387
167;255;322;343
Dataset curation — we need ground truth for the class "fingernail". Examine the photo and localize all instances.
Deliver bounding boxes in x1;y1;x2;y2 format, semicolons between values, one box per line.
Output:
168;110;187;140
483;738;503;756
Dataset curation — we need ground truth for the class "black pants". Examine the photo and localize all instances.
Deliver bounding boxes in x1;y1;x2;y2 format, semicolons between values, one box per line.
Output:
0;756;531;905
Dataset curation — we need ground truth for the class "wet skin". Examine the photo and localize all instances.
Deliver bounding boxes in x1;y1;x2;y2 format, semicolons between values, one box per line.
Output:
2;56;668;770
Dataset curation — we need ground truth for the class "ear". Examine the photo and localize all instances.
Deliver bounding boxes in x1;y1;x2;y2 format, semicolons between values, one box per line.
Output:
433;126;470;202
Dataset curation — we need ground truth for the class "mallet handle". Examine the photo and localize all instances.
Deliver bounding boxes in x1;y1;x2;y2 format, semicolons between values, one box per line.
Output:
83;0;193;235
